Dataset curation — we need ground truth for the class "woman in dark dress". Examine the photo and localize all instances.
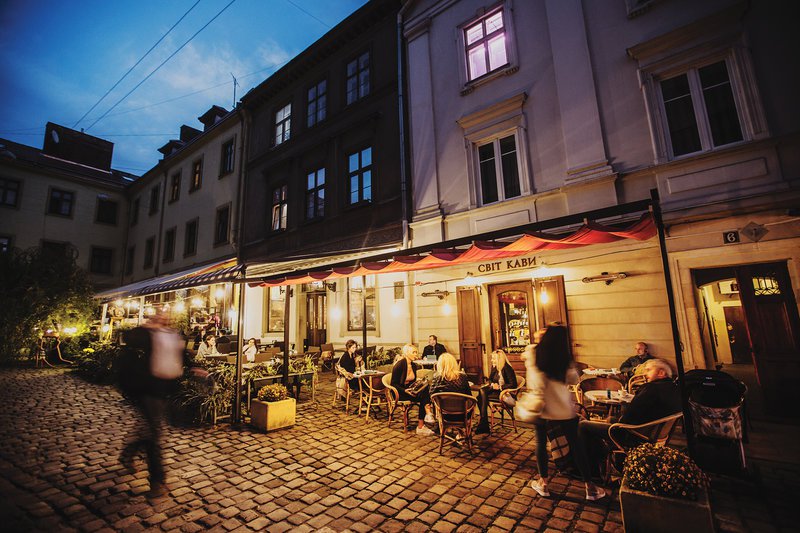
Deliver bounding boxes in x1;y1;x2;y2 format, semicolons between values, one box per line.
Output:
390;343;434;435
338;339;363;392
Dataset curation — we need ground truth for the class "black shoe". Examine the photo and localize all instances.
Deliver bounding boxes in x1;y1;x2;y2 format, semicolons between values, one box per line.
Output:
475;423;490;435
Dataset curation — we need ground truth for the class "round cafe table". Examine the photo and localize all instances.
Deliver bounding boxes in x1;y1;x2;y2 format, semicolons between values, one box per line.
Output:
583;389;634;421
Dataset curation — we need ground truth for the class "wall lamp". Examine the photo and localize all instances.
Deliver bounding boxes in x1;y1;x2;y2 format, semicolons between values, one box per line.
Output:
324;281;337;292
421;289;450;300
582;272;628;285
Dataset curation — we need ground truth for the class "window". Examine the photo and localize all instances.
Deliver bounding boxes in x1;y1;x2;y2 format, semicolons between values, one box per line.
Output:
660;60;743;157
220;140;234;176
347;147;372;205
0;235;11;252
274;103;291;146
184;218;198;256
214;204;230;245
90;247;113;275
95;197;118;225
125;246;135;275
131;197;140;226
271;185;288;231
464;9;508;81
477;134;521;205
266;286;285;332
169;172;181;202
1;178;20;208
346;52;370;105
190;159;203;191
305;168;325;220
144;237;155;268
163;227;176;263
347;276;376;331
48;188;74;217
307;80;327;127
149;185;160;215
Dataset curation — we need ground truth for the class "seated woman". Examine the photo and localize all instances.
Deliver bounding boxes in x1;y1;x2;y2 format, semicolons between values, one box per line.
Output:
196;334;220;360
391;343;435;435
430;352;472;422
475;349;517;434
243;338;258;363
338;339;363;393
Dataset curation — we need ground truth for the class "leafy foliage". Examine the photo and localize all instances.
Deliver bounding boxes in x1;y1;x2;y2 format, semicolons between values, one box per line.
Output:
0;245;94;362
72;341;123;383
257;383;289;402
368;347;399;369
623;444;709;500
177;363;236;423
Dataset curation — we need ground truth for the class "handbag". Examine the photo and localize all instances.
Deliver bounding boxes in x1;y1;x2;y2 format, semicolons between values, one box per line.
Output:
514;390;544;422
405;379;428;397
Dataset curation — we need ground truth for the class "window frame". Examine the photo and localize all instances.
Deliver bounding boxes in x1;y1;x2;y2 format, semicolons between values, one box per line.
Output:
457;2;518;95
305;167;326;221
214;203;231;246
0;178;20;209
162;226;176;263
346;146;373;206
0;235;11;253
125;245;135;275
219;138;235;177
347;276;376;331
169;171;182;203
474;132;523;206
46;187;75;218
94;196;119;226
131;197;140;226
89;246;114;276
266;286;285;333
149;185;160;215
274;103;292;146
307;79;328;128
345;51;371;105
270;184;288;232
190;158;203;191
143;236;155;269
184;218;199;257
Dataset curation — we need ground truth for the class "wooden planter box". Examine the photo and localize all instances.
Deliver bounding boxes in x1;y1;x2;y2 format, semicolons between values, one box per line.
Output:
250;398;296;432
620;479;714;533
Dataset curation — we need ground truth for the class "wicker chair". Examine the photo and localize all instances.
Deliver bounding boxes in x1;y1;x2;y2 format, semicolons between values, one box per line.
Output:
578;376;625;421
333;364;354;412
627;374;647;394
606;412;683;482
488;375;526;432
382;373;417;432
358;373;387;421
431;392;478;454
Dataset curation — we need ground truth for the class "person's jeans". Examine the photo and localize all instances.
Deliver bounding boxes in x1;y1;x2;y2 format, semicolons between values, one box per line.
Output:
477;386;499;424
121;394;166;484
534;417;593;482
398;387;430;421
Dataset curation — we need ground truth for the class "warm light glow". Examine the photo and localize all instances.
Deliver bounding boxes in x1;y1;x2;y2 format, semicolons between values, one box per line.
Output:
101;324;110;332
162;304;170;312
145;306;155;316
330;307;342;320
175;301;186;312
539;287;550;304
215;288;225;300
63;327;77;334
442;302;452;315
391;302;402;317
130;300;140;310
464;272;478;285
191;297;204;308
536;265;554;277
115;299;123;307
46;329;54;334
228;307;236;321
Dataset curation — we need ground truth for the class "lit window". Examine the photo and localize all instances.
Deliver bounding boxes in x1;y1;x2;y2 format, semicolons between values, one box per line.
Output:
464;9;508;81
191;159;203;191
346;52;370;105
0;235;11;253
306;168;325;220
307;80;327;127
477;134;520;205
267;287;285;332
169;172;181;202
220;140;234;176
271;185;288;231
348;276;376;331
275;104;291;145
348;147;372;205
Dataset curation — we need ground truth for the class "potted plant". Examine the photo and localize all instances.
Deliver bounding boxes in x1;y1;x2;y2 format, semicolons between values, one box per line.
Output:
619;443;713;533
250;383;296;432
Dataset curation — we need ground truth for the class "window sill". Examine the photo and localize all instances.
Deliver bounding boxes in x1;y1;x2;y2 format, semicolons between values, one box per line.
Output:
168;198;179;205
46;212;73;219
189;187;201;194
213;240;229;248
461;64;518;96
218;171;233;180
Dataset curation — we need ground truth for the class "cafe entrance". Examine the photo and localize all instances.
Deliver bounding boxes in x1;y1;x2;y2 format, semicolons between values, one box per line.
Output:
305;289;327;349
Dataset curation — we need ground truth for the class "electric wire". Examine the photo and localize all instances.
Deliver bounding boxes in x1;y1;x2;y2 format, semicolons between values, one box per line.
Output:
72;0;202;129
284;0;331;29
85;0;238;132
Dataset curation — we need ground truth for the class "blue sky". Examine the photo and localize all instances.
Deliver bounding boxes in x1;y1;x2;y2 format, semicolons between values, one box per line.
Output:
0;0;368;174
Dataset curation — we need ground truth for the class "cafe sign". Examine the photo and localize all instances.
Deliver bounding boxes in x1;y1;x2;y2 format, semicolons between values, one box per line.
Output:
475;255;537;274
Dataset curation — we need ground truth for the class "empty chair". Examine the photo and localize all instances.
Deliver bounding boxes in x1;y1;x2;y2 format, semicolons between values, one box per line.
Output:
431;392;478;454
358;373;387;422
488;375;526;432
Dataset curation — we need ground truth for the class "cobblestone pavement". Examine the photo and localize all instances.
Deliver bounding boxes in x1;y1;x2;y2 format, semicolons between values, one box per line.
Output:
0;367;796;532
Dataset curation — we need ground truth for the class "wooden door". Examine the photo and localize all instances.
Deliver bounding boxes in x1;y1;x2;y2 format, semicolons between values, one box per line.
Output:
488;281;536;375
456;287;483;381
305;293;327;348
736;262;800;415
533;276;568;330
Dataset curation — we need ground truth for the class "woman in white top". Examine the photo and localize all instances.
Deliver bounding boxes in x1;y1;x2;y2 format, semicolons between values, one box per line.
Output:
526;325;605;501
196;334;220;360
243;338;258;363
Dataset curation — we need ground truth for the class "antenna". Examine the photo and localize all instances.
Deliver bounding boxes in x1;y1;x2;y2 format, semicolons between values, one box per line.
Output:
231;73;239;108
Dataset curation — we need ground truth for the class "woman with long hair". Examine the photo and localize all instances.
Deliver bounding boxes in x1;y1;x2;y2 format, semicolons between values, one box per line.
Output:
390;343;435;435
527;325;605;500
430;352;471;396
475;349;517;434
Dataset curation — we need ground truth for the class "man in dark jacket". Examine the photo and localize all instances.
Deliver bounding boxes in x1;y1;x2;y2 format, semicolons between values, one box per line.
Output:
422;335;447;360
619;341;655;380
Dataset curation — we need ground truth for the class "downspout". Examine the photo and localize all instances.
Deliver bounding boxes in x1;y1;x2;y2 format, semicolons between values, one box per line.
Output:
154;162;168;276
397;1;414;251
650;188;696;457
233;105;250;425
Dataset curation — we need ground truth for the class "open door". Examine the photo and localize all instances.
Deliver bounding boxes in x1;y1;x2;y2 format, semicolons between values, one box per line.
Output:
457;286;483;382
488;281;536;375
737;262;800;416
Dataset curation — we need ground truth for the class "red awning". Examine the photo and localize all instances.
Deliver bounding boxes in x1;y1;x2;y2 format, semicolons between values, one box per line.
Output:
255;213;656;287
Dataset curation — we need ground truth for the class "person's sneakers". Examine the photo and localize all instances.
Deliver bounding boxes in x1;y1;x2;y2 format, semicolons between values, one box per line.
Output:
416;425;435;436
586;487;607;501
474;422;490;435
424;411;436;424
530;477;550;497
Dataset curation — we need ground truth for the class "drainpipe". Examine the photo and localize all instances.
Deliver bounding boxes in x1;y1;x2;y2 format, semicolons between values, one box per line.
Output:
153;162;168;276
397;1;414;251
650;188;696;457
232;105;250;424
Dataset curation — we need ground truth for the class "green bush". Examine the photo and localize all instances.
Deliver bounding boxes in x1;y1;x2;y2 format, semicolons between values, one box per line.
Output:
72;341;122;383
257;383;288;402
623;444;709;500
177;363;236;423
368;347;399;369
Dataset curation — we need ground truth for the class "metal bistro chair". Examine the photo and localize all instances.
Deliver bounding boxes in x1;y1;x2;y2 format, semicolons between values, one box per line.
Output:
358;373;387;422
382;373;418;432
431;392;478;454
333;364;354;412
488;375;526;432
606;412;684;482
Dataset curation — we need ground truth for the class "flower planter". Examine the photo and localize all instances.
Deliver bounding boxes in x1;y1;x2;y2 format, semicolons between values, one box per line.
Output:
619;478;714;533
250;398;296;432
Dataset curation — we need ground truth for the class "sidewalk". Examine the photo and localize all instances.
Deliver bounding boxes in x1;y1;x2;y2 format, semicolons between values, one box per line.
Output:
0;367;794;532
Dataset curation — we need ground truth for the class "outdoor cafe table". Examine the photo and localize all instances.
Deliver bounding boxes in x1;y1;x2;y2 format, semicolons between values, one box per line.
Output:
353;370;387;420
582;368;623;377
583;389;634;420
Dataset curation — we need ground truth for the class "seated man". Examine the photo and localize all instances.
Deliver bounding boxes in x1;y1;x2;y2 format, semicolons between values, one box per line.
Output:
422;335;447;360
579;358;681;472
619;341;654;380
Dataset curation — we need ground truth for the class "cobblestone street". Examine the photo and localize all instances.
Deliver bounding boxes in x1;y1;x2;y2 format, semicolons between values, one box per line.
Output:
0;367;796;532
